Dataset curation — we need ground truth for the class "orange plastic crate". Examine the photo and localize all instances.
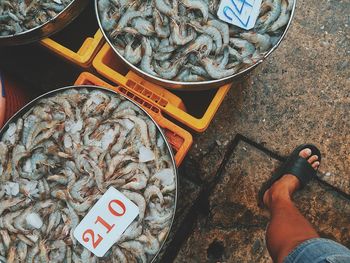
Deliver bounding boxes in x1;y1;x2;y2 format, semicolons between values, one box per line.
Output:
93;42;231;133
75;72;193;167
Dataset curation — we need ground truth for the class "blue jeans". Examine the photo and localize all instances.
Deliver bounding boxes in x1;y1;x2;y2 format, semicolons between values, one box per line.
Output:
284;238;350;263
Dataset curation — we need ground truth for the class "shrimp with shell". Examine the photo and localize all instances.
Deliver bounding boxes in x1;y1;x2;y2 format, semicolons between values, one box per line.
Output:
0;88;177;262
97;0;294;81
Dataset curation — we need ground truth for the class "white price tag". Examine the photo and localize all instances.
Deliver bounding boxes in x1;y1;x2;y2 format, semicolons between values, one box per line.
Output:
73;187;139;257
217;0;263;30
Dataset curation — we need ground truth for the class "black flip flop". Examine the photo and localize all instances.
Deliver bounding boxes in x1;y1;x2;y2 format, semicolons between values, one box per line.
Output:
258;144;321;208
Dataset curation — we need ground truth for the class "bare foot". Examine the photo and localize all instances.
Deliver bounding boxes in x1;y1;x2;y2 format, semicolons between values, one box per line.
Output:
263;148;320;208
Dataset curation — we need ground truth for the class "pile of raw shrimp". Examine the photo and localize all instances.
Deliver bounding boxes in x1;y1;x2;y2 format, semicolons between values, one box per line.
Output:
98;0;294;81
0;0;73;36
0;88;176;262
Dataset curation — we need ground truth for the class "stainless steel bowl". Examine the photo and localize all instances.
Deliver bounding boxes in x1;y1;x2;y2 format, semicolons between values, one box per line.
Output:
95;0;297;91
0;85;178;262
0;0;88;46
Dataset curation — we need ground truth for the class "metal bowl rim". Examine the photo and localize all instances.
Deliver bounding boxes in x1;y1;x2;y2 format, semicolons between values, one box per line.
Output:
95;0;297;88
0;0;81;40
0;85;178;262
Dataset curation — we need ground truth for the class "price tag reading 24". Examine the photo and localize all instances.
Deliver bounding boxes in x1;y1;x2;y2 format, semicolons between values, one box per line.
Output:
217;0;263;30
74;187;139;257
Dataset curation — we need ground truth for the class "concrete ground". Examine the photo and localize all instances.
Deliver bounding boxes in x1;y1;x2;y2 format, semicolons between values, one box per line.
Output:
0;0;349;262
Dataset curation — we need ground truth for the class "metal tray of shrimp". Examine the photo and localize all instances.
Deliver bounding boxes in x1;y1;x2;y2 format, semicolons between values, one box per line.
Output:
0;0;88;46
0;86;178;262
95;0;297;90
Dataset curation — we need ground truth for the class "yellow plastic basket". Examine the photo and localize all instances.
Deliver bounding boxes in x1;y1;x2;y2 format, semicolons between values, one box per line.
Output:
93;42;231;132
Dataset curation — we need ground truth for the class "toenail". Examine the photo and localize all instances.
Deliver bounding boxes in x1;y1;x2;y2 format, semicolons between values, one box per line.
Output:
312;161;320;168
308;155;319;163
305;148;312;155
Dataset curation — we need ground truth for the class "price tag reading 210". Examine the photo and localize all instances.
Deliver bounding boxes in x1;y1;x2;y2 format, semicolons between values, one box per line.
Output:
217;0;263;30
74;187;139;257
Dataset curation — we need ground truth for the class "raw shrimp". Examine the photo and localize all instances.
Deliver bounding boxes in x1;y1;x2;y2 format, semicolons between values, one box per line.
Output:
67;195;98;213
132;17;155;36
201;57;239;79
155;0;178;17
0;198;23;216
0;142;8;166
119;221;143;243
122;173;148;190
45;211;61;235
137;230;160;255
183;34;214;57
105;154;135;179
144;185;164;204
140;37;158;76
170;19;196;46
0;230;11;250
98;0;294;82
39;240;49;262
287;0;294;11
153;56;187;79
17;241;28;262
230;38;256;61
0;0;74;36
257;0;282;32
121;190;146;222
112;247;128;263
153;10;170;38
181;0;209;22
120;241;147;263
269;0;290;32
49;240;67;263
124;41;142;65
189;21;223;54
208;19;230;46
241;32;272;52
0;210;22;233
0;88;177;263
116;7;152;32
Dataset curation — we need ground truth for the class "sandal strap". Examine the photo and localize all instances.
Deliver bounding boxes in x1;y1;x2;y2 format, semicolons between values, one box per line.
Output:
258;144;321;208
283;156;316;187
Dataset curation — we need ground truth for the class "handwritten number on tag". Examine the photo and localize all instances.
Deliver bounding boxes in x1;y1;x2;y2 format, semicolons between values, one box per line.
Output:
109;199;126;217
95;216;115;233
223;0;253;27
82;199;127;249
231;0;253;13
83;230;103;249
74;187;139;257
